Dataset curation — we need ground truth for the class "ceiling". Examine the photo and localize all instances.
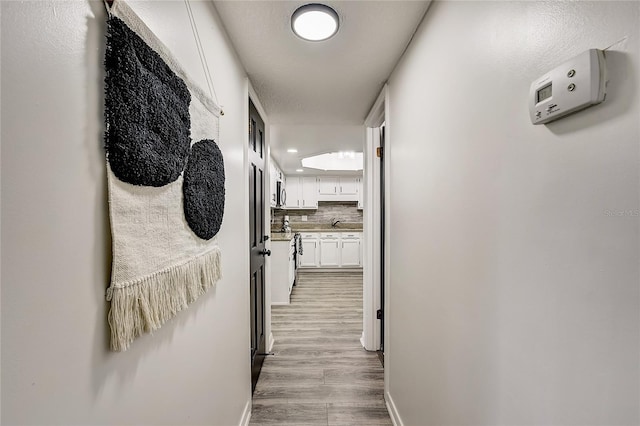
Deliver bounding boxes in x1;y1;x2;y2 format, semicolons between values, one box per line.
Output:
213;0;431;171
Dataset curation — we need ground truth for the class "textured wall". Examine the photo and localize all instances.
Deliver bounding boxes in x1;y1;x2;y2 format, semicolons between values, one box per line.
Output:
386;1;640;425
1;1;251;424
272;202;363;226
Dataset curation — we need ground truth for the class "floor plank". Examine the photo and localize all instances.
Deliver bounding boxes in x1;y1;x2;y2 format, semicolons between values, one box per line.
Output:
327;402;393;426
250;270;389;425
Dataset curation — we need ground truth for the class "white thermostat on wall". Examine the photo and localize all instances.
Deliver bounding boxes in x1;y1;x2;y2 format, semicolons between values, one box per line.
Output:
529;49;607;125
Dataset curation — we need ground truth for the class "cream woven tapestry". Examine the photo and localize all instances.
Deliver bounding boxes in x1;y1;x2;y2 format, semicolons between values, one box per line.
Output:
104;0;224;351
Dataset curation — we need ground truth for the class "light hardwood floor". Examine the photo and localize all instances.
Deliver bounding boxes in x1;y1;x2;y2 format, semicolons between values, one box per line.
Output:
250;271;390;426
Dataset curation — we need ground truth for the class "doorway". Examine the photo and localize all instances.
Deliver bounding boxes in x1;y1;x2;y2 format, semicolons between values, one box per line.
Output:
249;98;268;393
362;85;387;361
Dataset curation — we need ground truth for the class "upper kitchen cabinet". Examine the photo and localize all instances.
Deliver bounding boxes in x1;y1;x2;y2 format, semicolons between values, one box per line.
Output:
285;176;318;209
318;176;360;202
318;177;339;196
269;158;284;208
357;177;363;210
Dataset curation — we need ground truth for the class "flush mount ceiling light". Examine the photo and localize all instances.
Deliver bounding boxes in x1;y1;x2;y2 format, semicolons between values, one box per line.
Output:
287;148;298;153
291;4;339;42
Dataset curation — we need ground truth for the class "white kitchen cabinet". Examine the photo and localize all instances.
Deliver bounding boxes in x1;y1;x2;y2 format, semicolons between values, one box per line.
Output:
288;241;296;293
270;159;284;208
301;177;318;208
299;232;363;269
317;176;361;202
318;177;339;195
341;236;361;267
299;233;319;267
339;177;358;195
357;177;363;210
284;176;318;209
319;233;340;267
269;162;277;208
271;237;296;304
284;176;300;209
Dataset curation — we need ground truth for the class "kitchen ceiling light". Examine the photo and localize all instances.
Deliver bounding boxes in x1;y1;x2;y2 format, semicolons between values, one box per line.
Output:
291;4;339;42
296;169;304;172
287;148;298;153
301;152;363;171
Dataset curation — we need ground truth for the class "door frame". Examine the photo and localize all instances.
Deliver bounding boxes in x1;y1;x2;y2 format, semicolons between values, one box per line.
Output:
245;80;274;366
362;84;388;353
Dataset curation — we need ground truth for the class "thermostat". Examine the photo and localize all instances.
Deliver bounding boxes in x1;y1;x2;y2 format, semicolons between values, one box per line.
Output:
529;49;607;124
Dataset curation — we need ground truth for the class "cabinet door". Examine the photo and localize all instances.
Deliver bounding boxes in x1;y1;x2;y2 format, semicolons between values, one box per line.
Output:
318;177;338;195
339;177;358;195
300;238;319;267
357;177;363;209
289;247;296;292
341;239;361;267
285;176;300;208
319;239;340;266
269;162;277;207
301;177;318;208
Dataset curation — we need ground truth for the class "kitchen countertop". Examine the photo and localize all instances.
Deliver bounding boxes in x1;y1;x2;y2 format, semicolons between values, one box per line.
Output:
270;232;295;242
270;223;363;241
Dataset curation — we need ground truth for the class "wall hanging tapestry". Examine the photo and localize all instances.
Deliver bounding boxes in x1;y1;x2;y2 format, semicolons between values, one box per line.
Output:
104;0;224;351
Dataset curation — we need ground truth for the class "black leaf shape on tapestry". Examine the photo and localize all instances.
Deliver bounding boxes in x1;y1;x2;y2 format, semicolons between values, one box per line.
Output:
183;140;226;240
105;16;191;187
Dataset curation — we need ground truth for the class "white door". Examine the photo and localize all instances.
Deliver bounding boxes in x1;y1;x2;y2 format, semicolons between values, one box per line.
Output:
285;176;300;208
301;177;318;208
288;251;295;292
300;238;319;267
318;177;338;195
341;239;361;266
320;238;340;266
339;177;358;195
269;162;276;207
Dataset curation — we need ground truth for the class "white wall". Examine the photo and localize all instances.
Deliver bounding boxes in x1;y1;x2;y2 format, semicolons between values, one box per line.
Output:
386;2;640;425
1;1;252;424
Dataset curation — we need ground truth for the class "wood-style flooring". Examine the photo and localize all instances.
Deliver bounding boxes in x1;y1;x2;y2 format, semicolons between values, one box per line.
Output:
251;271;390;426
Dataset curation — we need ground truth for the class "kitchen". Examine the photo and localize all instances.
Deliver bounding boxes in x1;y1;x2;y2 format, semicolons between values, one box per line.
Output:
269;162;364;305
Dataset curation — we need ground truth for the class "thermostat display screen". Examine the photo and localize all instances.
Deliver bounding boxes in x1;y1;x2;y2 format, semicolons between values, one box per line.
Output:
537;83;552;103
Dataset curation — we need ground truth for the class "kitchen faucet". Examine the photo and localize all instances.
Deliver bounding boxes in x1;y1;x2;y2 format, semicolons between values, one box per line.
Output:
331;219;341;227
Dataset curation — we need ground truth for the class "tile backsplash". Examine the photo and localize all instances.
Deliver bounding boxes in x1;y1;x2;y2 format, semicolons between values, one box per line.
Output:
272;202;363;225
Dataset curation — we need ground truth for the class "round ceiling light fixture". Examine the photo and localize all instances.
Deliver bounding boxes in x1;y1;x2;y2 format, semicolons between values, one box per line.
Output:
291;3;339;42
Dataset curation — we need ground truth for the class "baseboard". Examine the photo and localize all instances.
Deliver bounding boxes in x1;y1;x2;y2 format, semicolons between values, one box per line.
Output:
271;301;290;306
268;332;275;352
299;268;363;272
239;397;251;426
385;391;403;426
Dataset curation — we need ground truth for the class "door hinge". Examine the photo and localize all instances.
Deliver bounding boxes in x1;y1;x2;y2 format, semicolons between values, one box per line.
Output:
377;309;384;320
376;147;383;158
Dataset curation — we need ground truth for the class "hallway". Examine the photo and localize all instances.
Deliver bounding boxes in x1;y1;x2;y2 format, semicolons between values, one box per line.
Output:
250;271;389;425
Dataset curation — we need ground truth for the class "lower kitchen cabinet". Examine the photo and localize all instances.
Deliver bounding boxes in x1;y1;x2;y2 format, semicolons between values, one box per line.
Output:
271;237;297;304
299;233;319;267
299;231;362;269
319;238;340;267
341;238;361;267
